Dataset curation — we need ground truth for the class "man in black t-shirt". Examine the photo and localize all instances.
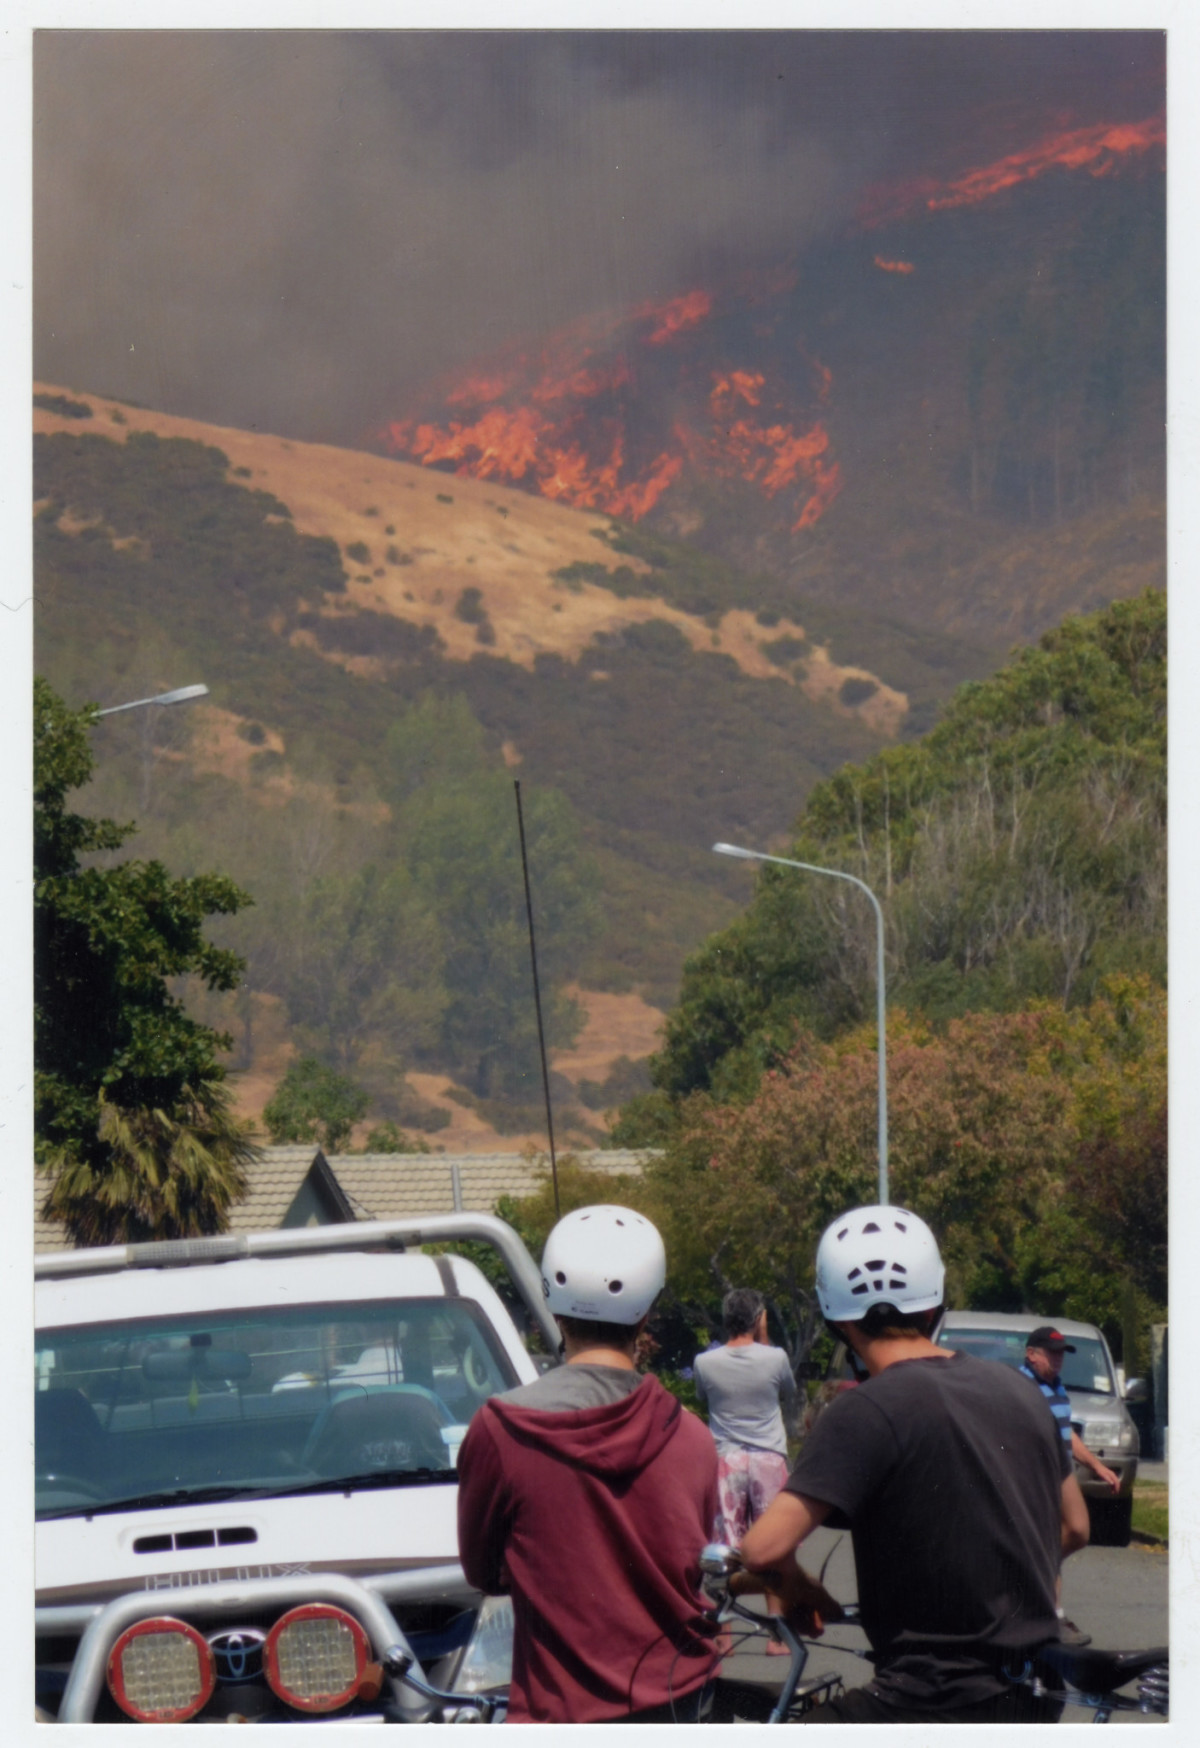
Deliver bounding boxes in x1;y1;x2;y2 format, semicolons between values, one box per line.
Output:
737;1205;1090;1723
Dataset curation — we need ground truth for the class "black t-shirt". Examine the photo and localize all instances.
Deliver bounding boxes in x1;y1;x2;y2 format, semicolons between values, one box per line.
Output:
786;1350;1069;1710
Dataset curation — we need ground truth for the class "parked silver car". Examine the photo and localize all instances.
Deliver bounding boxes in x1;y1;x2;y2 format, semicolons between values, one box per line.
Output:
933;1311;1144;1546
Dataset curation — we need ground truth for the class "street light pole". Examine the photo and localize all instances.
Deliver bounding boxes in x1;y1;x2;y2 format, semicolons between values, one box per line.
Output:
713;840;889;1205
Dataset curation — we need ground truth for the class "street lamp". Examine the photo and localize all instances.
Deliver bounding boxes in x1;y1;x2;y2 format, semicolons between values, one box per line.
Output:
94;685;209;812
713;840;889;1204
95;684;209;717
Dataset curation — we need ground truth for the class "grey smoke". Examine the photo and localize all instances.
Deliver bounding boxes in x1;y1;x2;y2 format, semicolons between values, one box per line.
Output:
34;30;1163;448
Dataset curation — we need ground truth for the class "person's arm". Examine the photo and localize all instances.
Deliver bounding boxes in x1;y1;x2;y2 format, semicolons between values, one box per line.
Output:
1070;1428;1120;1493
1061;1472;1090;1557
734;1490;841;1631
455;1411;511;1595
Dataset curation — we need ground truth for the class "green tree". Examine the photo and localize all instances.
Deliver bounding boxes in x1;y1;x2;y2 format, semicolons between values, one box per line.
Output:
262;1056;370;1152
650;591;1165;1107
35;677;257;1244
360;1120;431;1156
274;863;447;1076
383;696;601;1099
634;979;1165;1363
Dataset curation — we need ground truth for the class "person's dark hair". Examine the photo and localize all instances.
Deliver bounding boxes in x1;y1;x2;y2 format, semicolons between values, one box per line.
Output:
854;1302;943;1341
723;1288;766;1339
557;1314;640;1350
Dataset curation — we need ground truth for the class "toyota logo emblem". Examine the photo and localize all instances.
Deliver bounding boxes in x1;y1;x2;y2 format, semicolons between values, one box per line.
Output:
208;1627;267;1683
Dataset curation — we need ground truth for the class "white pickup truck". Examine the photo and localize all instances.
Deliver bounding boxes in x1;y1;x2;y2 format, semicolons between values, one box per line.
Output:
35;1215;560;1723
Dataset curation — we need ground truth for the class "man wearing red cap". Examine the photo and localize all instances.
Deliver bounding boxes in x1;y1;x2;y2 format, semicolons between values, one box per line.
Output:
1021;1326;1121;1647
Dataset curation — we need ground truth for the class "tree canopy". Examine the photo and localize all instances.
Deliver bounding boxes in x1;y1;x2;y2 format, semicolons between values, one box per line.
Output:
647;589;1165;1108
35;677;257;1243
262;1056;370;1154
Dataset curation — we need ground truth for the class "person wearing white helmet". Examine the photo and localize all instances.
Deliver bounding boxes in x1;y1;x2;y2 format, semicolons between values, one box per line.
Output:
456;1205;723;1723
735;1204;1089;1724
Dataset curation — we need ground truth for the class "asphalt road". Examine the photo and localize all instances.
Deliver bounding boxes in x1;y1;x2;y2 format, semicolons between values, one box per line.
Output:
719;1521;1169;1725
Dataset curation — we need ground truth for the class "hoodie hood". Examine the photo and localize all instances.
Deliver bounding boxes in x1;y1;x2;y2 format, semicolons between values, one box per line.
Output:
484;1373;683;1479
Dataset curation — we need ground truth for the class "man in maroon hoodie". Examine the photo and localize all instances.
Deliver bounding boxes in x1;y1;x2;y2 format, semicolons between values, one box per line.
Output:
456;1205;722;1723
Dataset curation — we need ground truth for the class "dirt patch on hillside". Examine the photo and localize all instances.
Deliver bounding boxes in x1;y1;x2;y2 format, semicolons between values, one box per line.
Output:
34;382;905;729
553;989;665;1083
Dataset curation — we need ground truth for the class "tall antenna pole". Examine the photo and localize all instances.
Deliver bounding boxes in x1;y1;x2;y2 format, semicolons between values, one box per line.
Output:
515;781;560;1219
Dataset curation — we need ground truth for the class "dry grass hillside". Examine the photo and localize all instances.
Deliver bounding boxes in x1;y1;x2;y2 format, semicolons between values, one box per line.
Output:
33;384;907;737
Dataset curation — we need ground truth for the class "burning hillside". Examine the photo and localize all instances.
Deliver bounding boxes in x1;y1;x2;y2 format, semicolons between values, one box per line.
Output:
857;111;1165;227
377;106;1163;541
380;286;842;534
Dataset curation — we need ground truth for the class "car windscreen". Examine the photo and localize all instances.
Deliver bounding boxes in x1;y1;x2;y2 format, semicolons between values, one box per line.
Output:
35;1296;519;1518
936;1326;1115;1396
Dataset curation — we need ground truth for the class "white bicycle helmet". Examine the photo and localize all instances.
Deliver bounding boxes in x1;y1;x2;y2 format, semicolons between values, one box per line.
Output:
815;1204;944;1323
541;1205;666;1325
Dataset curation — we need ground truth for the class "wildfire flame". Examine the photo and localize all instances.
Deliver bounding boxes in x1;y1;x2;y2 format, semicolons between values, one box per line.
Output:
858;111;1164;227
380;286;841;532
379;110;1159;539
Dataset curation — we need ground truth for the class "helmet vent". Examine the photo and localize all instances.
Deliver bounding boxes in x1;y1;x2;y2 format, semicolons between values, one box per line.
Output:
865;1259;885;1272
863;1222;881;1234
889;1279;906;1290
851;1283;869;1295
608;1279;623;1293
555;1271;567;1285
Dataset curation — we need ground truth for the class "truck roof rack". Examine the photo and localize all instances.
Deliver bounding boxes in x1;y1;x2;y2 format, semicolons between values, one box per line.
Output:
35;1213;560;1356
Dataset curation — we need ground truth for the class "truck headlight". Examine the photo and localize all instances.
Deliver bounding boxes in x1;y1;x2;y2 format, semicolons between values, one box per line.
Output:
453;1595;514;1695
1085;1420;1123;1446
264;1603;371;1713
107;1617;215;1722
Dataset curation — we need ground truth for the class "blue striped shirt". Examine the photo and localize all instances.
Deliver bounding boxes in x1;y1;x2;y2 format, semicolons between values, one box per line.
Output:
1019;1361;1072;1446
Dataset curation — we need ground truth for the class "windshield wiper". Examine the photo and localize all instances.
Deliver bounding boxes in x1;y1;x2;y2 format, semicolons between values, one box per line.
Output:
271;1467;456;1497
37;1469;457;1521
37;1484;268;1520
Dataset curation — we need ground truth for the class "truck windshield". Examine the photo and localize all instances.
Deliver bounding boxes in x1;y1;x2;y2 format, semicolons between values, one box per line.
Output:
35;1297;518;1518
936;1326;1116;1396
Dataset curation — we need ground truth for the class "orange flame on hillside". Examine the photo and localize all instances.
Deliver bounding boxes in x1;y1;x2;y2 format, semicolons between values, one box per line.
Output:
640;289;713;343
874;257;915;274
858;111;1164;227
381;285;841;533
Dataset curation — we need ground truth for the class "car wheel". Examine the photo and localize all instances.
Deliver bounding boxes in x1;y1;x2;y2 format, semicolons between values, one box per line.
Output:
1088;1495;1133;1548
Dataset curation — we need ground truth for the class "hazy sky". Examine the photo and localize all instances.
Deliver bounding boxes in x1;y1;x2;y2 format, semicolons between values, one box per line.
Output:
34;30;1164;447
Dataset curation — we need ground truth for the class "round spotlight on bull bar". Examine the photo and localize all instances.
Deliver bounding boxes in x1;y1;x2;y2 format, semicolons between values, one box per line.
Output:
264;1603;372;1713
106;1616;216;1722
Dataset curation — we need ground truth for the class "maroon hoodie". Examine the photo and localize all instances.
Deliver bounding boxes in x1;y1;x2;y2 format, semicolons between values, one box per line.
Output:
457;1371;721;1723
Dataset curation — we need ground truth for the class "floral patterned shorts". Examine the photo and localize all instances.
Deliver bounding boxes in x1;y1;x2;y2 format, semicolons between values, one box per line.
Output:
714;1446;790;1544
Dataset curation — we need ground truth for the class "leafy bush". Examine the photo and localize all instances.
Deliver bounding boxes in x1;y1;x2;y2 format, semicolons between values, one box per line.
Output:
454;586;487;624
35;392;92;419
263;1057;369;1152
361;1120;431;1154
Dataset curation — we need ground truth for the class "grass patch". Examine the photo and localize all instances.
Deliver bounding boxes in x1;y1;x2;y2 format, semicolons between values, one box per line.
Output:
1132;1481;1168;1543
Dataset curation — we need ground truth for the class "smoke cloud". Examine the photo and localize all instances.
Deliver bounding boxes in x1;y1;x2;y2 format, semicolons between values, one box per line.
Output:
33;30;1163;448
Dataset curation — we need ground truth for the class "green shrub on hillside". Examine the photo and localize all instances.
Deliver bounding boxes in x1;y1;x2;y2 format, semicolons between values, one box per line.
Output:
35;392;92;419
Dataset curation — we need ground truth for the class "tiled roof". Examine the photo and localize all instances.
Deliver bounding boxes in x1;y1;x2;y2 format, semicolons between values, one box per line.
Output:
327;1150;657;1223
225;1145;348;1232
34;1146;339;1252
34;1147;661;1251
34;1196;68;1256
